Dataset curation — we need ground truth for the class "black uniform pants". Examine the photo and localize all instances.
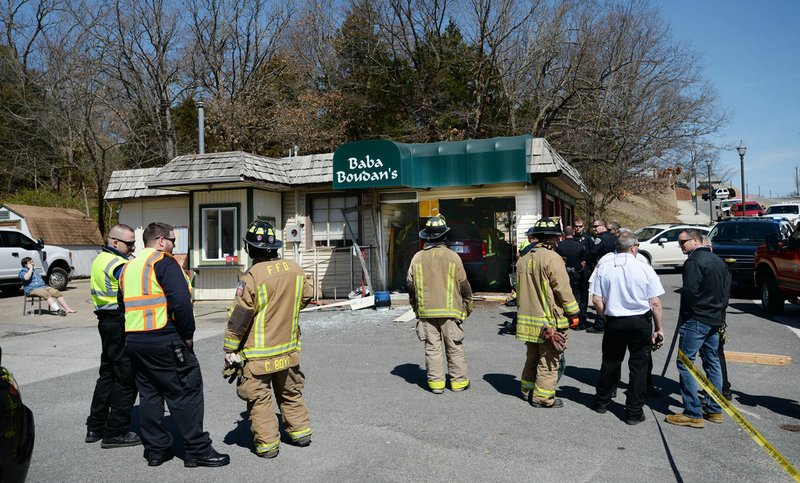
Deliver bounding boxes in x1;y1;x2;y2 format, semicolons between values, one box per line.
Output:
568;270;587;324
86;311;137;436
594;314;651;419
126;341;212;459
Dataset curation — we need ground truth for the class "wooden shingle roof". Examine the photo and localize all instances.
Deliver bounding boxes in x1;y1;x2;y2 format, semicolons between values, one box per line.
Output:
105;168;185;200
2;204;103;246
105;151;334;201
146;151;290;189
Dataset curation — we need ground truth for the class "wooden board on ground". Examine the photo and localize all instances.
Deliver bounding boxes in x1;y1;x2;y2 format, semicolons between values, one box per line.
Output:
725;351;792;366
300;299;352;312
393;309;417;323
350;295;375;310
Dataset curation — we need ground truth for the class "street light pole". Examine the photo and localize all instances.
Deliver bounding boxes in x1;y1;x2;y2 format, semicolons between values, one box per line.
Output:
693;159;699;215
737;141;747;217
706;159;713;225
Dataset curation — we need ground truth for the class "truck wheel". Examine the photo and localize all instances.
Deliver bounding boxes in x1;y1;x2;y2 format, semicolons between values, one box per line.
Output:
0;284;21;295
760;273;785;314
48;267;69;291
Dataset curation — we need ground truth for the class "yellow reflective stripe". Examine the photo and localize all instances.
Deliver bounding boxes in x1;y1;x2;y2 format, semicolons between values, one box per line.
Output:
446;262;455;309
534;385;555;398
418;308;466;319
255;284;268;348
428;380;446;390
563;300;579;314
451;379;470;390
256;439;280;454
288;427;312;440
414;263;425;311
224;337;240;351
521;379;536;391
539;279;552;322
242;341;300;358
292;275;303;342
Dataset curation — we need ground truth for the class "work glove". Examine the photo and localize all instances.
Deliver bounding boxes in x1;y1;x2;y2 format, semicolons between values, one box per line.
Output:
541;324;566;352
222;352;244;384
569;316;581;330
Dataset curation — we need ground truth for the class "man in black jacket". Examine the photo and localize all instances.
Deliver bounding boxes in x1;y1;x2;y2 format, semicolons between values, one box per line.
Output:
665;228;731;429
556;227;587;329
586;220;616;333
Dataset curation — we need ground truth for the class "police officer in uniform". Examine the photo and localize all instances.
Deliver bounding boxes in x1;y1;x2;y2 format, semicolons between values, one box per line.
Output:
556;226;587;329
85;224;141;448
223;220;314;459
121;222;229;467
586;219;616;333
407;214;474;394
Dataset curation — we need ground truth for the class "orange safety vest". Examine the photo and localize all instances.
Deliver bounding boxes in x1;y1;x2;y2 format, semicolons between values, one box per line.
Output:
120;247;191;332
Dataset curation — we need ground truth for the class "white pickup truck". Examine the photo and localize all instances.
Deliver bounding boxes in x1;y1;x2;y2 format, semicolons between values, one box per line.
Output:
762;203;800;228
0;228;73;294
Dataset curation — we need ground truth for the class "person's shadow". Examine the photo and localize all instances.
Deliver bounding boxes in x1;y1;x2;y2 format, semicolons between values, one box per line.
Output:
224;411;254;451
390;363;428;390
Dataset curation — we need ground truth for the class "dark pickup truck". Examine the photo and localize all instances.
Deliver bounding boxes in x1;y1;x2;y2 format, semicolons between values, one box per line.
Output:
709;217;793;289
754;228;800;313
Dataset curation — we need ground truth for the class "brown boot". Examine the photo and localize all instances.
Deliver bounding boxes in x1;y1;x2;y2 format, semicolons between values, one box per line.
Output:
703;412;724;424
665;413;704;428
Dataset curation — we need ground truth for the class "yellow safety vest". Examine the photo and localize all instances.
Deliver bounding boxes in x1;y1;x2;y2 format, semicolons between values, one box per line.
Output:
90;250;128;311
121;247;190;332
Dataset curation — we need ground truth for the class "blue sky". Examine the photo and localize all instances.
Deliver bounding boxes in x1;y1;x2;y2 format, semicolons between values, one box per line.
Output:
659;0;800;198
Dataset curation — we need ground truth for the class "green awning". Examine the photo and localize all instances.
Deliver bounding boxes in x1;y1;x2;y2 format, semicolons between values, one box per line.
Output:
332;135;530;190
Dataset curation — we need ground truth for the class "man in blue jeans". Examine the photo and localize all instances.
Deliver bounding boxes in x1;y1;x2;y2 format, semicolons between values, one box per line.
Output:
665;228;731;428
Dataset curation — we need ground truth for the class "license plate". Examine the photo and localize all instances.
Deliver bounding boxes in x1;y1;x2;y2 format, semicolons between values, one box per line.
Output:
451;245;466;253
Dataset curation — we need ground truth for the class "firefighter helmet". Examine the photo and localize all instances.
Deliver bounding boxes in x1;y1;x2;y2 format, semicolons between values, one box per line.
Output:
528;217;562;237
418;214;450;240
244;219;283;250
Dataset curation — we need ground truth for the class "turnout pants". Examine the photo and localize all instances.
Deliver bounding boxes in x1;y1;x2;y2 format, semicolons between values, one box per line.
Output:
86;311;137;437
594;314;651;419
417;318;469;391
237;363;311;455
521;336;566;406
126;341;212;460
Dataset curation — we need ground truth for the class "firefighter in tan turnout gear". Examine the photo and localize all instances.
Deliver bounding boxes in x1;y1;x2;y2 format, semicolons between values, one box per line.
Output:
407;214;474;394
223;220;314;459
516;218;580;408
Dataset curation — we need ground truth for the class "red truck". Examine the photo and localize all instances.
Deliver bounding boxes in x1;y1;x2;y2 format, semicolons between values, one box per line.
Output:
754;229;800;313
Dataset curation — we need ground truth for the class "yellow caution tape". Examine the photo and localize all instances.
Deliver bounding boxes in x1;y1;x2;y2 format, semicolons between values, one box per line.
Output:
678;350;800;482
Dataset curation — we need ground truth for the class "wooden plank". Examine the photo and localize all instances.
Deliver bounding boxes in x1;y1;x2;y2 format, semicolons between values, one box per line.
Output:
725;351;792;366
393;309;417;323
350;295;375;310
300;299;352;312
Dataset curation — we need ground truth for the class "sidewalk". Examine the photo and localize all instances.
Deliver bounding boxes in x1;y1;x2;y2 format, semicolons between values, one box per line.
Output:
676;199;714;225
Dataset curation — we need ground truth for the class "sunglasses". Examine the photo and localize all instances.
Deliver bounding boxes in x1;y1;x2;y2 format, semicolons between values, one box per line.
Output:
574;225;584;228
113;238;136;248
678;239;691;246
162;237;177;245
591;224;603;228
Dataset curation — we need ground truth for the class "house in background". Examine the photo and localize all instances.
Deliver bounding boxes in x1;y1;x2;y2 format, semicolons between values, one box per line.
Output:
0;203;104;276
105;135;588;301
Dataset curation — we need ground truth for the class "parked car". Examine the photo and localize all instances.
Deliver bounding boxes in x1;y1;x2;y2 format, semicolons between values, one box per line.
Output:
443;220;488;289
702;188;733;201
729;201;765;217
0;228;73;293
754;229;800;313
0;347;35;482
709;217;793;287
762;203;800;228
635;224;711;268
715;198;741;220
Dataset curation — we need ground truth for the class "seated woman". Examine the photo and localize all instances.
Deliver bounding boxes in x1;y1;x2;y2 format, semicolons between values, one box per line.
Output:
18;257;77;316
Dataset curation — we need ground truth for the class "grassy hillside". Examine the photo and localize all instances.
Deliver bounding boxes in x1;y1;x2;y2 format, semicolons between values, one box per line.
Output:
601;188;679;231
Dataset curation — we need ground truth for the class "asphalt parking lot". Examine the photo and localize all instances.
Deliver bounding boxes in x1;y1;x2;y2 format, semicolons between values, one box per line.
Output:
1;276;798;482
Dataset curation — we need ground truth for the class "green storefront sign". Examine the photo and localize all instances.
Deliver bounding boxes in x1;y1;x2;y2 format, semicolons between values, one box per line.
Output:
332;135;530;190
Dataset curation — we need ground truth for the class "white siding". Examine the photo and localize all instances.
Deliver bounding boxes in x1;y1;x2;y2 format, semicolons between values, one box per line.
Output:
118;197;189;253
192;190;247;300
63;246;100;277
514;187;541;244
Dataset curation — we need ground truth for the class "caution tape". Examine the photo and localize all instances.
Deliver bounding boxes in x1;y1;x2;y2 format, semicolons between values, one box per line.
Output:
678;349;800;482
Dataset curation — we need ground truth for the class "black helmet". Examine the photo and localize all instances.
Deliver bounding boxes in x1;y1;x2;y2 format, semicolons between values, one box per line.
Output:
419;214;450;240
244;219;283;250
529;217;562;237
